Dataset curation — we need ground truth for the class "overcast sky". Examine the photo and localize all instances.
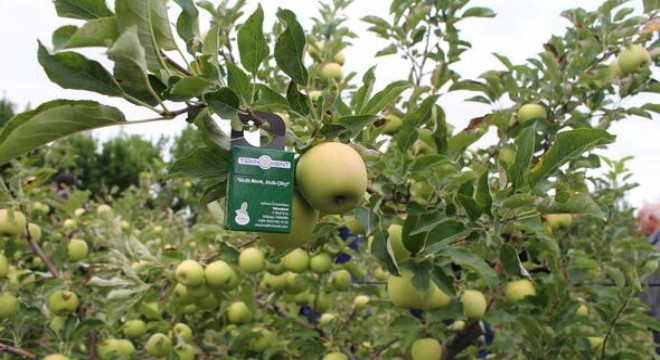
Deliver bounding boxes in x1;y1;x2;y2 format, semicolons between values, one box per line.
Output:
0;1;657;209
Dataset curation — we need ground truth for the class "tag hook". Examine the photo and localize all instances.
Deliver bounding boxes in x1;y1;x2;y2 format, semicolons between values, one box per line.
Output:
231;110;286;150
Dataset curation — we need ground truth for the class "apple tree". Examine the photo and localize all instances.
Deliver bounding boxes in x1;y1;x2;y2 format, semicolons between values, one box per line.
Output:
0;0;658;359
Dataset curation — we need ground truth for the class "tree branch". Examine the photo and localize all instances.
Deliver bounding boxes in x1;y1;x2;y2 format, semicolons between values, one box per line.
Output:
0;342;37;359
441;320;484;359
24;224;59;278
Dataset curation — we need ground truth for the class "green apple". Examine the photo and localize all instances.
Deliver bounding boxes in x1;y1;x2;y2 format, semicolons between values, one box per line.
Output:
171;283;193;304
0;253;9;278
344;216;366;234
499;144;516;165
448;320;465;331
68;239;89;262
122;319;147;338
49;315;66;333
196;293;219;310
294;291;311;305
308;40;324;61
176;260;205;287
32;202;50;214
260;272;289;292
238;247;266;274
321;62;343;80
286;272;307;294
204;260;238;288
295;142;368;214
227;301;253;324
544;214;573;229
145;333;171;357
62;219;77;231
27;223;42;241
96;204;113;216
309;292;333;312
248;328;276;352
608;61;622;79
266;260;286;275
260;192;319;249
187;283;210;298
380;114;402;135
411;338;442;360
116;339;135;356
48;290;79;316
74;208;86;217
461;290;487;319
319;313;336;325
505;279;536;303
387;270;450;309
310;253;333;273
329;269;352;291
517;103;546;125
0;292;18;318
44;354;70;360
587;336;604;350
282;248;310;273
0;209;26;235
374;267;389;281
120;220;130;230
410;181;434;201
387;224;410;264
576;303;589;317
97;339;121;359
413;128;437;155
172;322;193;342
333;51;346;65
309;90;323;102
353;295;370;309
174;343;196;360
617;44;651;75
323;352;348;360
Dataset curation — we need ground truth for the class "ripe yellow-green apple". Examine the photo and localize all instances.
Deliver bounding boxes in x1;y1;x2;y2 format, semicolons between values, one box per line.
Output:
174;344;196;360
0;254;9;277
248;328;276;352
286;272;307;294
413;128;437;155
96;339;120;359
115;339;135;356
517;103;546;125
266;259;286;275
544;214;573;229
227;301;253;324
27;223;41;241
329;269;352;291
608;61;622;79
33;202;50;214
204;260;238;288
260;272;289;292
44;354;69;360
387;270;451;309
321;62;343;80
323;352;348;360
120;220;130;230
68;239;89;262
310;253;333;273
462;290;487;319
171;283;193;304
74;208;86;217
260;192;319;249
145;333;171;357
175;260;205;287
196;293;219;309
97;204;113;216
505;279;536;303
282;248;310;273
587;336;604;350
187;283;210;298
374;267;389;281
387;224;410;264
411;338;443;360
122;319;147;338
238;247;266;274
0;292;18;318
576;303;589;316
319;313;336;325
333;51;345;65
448;320;465;331
62;219;77;231
0;209;26;235
617;44;651;75
296;142;368;214
294;291;311;305
308;40;324;61
48;290;79;316
380;114;402;135
353;295;370;309
344;216;366;234
309;292;333;312
172;323;193;342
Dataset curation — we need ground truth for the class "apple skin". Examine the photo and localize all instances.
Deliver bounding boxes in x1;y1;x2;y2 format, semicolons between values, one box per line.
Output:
0;209;26;235
145;333;171;357
411;338;443;360
171;283;194;304
353;295;370;309
319;313;336;325
227;301;253;324
96;204;113;216
380;114;402;135
310;253;333;273
286;272;307;294
387;270;451;310
544;214;573;229
461;290;487;319
344;216;366;235
387;224;410;265
296;142;368;215
260;272;289;292
329;269;352;291
48;290;79;316
260;192;319;249
44;354;70;360
238;247;266;274
196;293;220;310
27;223;42;241
309;292;333;312
174;343;196;360
617;44;651;75
505;279;536;303
413;128;437;155
333;51;345;65
517;103;546;125
204;260;238;288
67;239;89;262
323;352;348;360
172;322;193;342
175;260;206;287
282;248;310;273
321;62;343;80
448;320;465;331
0;292;18;318
576;303;589;316
587;336;604;350
122;319;147;338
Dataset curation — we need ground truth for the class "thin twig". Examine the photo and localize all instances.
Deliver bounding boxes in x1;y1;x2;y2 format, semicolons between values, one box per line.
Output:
160;50;193;77
600;292;632;360
0;342;37;359
24;224;59;278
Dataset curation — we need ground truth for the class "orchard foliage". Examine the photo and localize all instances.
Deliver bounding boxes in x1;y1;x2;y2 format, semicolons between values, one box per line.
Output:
0;0;659;359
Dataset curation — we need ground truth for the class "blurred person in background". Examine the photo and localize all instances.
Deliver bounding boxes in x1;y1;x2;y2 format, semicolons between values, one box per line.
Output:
637;203;660;354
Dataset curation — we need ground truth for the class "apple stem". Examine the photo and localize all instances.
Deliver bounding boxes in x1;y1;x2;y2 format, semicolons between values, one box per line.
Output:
0;341;37;359
23;224;60;278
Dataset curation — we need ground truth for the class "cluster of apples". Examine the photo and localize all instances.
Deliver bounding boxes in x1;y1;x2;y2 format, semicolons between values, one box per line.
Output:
309;40;345;82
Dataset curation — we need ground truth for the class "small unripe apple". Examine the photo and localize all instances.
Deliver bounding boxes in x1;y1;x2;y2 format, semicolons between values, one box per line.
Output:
32;202;50;214
260;272;289;292
517;103;546;125
309;292;333;312
323;352;348;360
309;90;323;101
122;319;147;338
205;260;238;288
0;292;18;318
0;254;9;278
411;338;443;360
266;260;286;275
248;327;275;352
505;279;536;303
145;333;171;357
115;339;135;356
380;114;402;135
576;303;589;317
227;301;253;324
282;248;310;273
387;270;451;310
353;295;370;309
617;44;651;75
286;272;307;294
461;290;487;319
27;223;42;241
448;320;465;331
62;219;77;231
68;239;89;262
74;208;86;217
44;354;70;360
319;313;336;325
48;290;79;316
333;51;345;65
186;283;210;298
196;293;219;310
544;214;573;229
386;224;410;264
174;343;196;360
238;247;266;274
120;220;130;230
321;62;343;80
329;269;352;291
587;336;604;350
96;204;113;216
309;253;333;273
175;260;205;287
172;322;193;342
171;283;193;304
0;209;27;235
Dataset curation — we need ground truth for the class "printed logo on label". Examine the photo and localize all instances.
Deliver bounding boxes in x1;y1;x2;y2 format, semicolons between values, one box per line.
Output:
235;202;250;225
238;155;291;170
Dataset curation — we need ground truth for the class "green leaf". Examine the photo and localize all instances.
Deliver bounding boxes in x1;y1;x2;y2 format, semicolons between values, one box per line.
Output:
254;85;288;111
172;0;200;43
107;26;159;101
360;81;411;115
449;80;489;94
447;122;488;155
371;230;399;276
444;247;499;290
53;17;119;50
286;82;310;116
462;7;496;18
410;154;450;173
227;63;253;106
549;193;604;219
402;215;430;254
351;66;376;113
508;126;536;190
528;129;614;185
274;9;308;85
500;244;521;276
0;100;126;165
195;113;230;151
604;265;625;288
204;88;240;120
169;76;213;101
396;95;440;152
167;147;228;183
237;4;270;75
54;0;113;19
475;170;492;215
431;265;456;296
38;41;123;97
425;220;468;253
456;194;482;221
334;115;378;137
